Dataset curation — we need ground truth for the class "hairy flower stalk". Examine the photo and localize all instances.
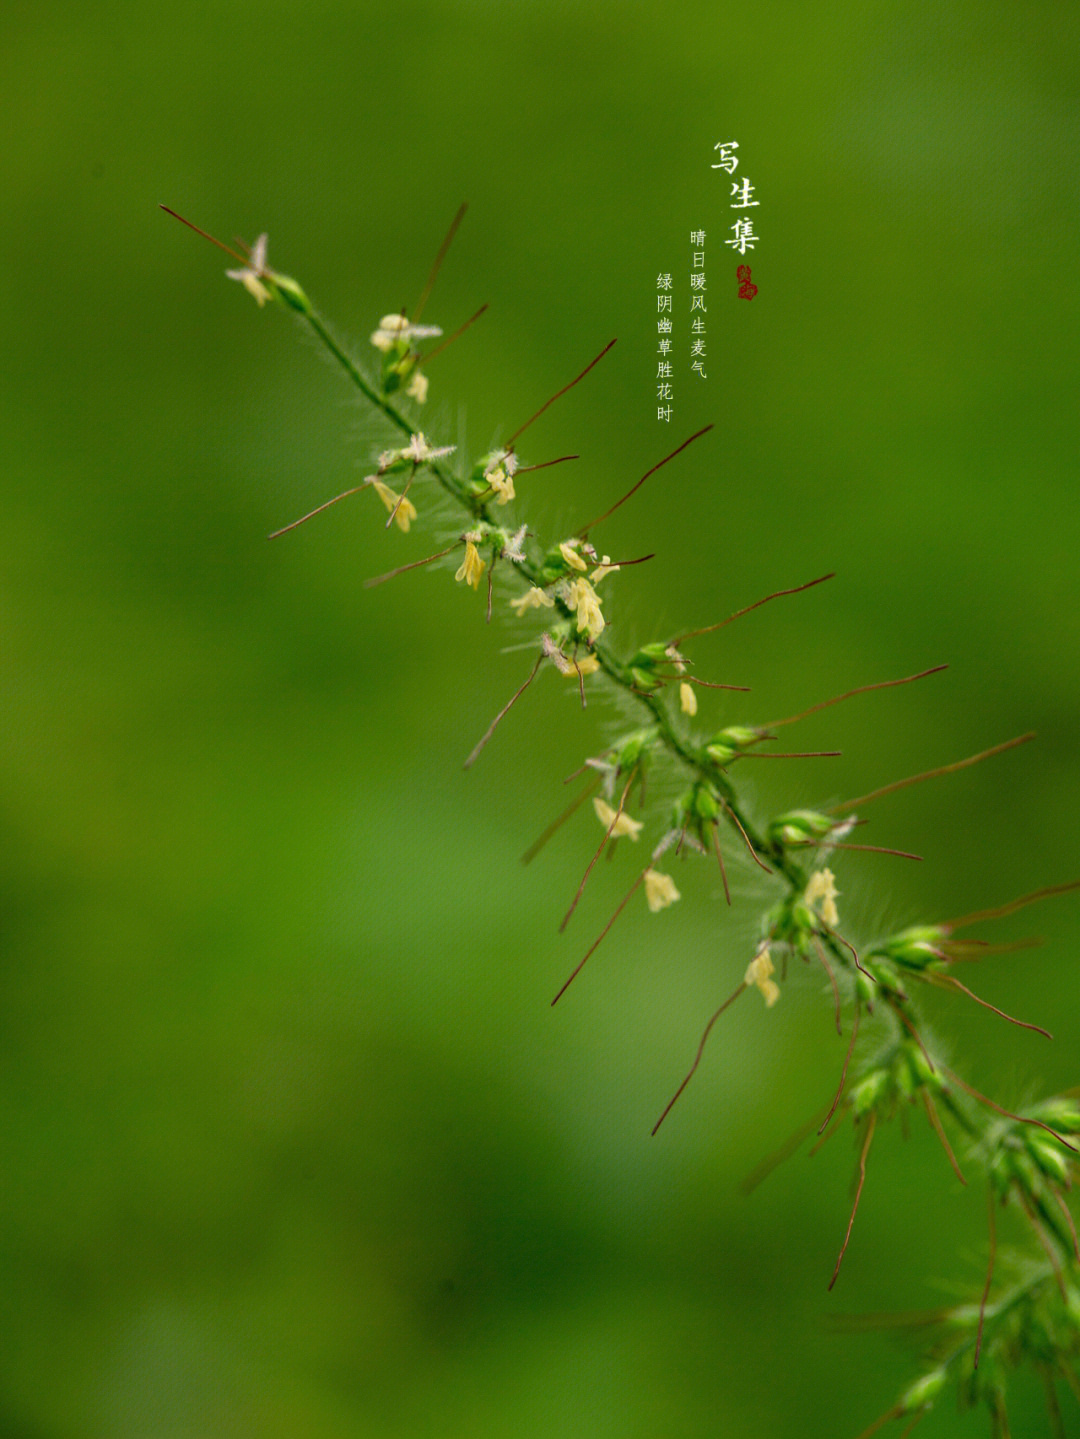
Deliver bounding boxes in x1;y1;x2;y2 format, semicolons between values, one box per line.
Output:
165;205;1079;1436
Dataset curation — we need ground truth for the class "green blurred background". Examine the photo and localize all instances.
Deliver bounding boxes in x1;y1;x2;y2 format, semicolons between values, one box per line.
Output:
3;2;1079;1435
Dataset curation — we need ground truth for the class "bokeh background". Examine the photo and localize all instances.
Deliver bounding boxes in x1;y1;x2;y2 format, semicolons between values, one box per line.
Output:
4;2;1079;1435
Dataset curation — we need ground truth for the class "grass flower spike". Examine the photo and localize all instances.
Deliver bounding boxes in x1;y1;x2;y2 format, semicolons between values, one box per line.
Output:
165;201;1080;1439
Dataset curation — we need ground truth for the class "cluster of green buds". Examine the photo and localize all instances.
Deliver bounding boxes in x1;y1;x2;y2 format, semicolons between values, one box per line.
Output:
849;1097;1080;1435
853;954;908;1013
669;779;727;856
859;1269;1080;1437
619;639;732;717
861;914;1055;1042
847;1038;944;1121
763;885;836;965
624;641;688;695
987;1099;1080;1253
821;1036;972;1297
702;724;765;768
865;924;950;974
858;925;957;1015
959;1272;1080;1436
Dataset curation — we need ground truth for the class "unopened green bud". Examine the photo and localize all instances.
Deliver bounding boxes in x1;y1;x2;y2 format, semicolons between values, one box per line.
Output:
630;667;660;693
632;642;671;666
694;785;721;822
1009;1148;1041;1195
852;1069;891;1117
1030;1098;1080;1135
705;740;738;767
617;729;658;770
765;901;798;946
864;957;904;999
989;1152;1013;1198
855;969;878;1006
768;809;834;849
715;725;760;751
704;726;761;768
270;272;312;314
900;1041;937;1094
1024;1135;1070;1185
789;900;815;933
880;926;948;971
896;1054;919;1099
671;790;695;828
900;1369;947;1414
764;901;787;934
